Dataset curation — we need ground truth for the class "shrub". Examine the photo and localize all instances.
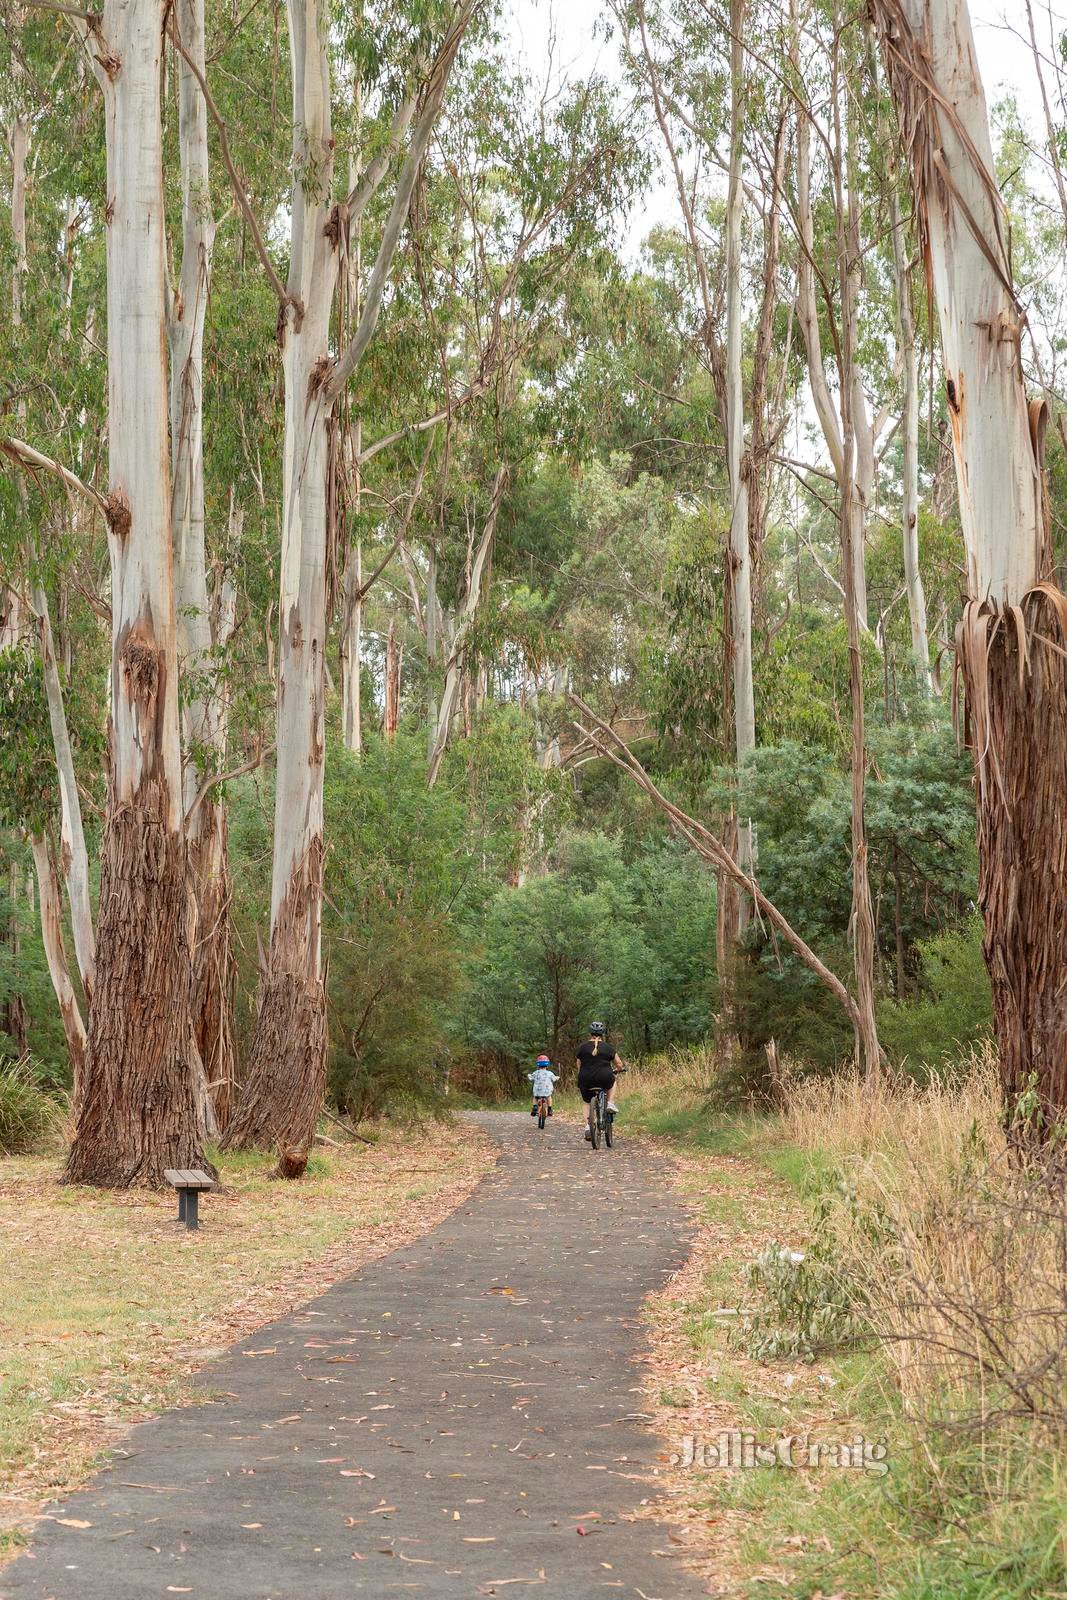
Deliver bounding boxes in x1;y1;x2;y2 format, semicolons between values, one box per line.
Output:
877;915;992;1072
0;1058;61;1155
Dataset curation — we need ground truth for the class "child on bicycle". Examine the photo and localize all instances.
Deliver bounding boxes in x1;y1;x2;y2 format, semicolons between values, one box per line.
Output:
528;1054;559;1116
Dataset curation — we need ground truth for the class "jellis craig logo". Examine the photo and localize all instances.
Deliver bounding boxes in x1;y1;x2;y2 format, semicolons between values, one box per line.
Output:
671;1431;890;1475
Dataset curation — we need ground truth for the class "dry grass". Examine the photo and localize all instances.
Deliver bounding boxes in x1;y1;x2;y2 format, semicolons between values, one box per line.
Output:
0;1121;494;1549
770;1042;1002;1174
769;1045;1065;1439
628;1047;1067;1595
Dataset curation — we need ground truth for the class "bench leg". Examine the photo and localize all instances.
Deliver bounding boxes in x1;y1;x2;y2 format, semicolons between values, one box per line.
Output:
184;1188;199;1230
177;1189;188;1224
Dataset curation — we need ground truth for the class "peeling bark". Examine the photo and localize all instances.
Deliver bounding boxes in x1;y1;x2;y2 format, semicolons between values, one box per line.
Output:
383;617;401;737
225;0;337;1170
228;1;475;1171
221;841;327;1174
65;0;207;1188
875;0;1063;1139
168;0;237;1126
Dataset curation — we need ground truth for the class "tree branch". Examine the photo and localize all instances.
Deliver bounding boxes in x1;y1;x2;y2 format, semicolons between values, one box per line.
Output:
166;10;290;309
1;435;109;517
346;93;418;218
325;0;479;403
567;692;864;1034
185;742;274;825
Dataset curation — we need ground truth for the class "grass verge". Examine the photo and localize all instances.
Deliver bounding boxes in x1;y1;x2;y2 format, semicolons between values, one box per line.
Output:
624;1048;1067;1600
0;1120;494;1550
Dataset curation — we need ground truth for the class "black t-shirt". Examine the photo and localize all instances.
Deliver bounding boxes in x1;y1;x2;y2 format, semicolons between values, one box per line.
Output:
576;1039;617;1076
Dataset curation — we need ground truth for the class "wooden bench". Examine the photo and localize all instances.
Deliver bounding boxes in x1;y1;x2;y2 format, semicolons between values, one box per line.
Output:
164;1169;215;1230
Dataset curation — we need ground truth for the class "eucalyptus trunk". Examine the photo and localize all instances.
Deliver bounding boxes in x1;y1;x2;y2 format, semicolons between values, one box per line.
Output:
168;0;237;1126
890;185;931;689
725;0;755;921
66;0;207;1188
30;835;87;1098
223;0;336;1173
876;0;1062;1140
427;468;507;787
10;101;95;1030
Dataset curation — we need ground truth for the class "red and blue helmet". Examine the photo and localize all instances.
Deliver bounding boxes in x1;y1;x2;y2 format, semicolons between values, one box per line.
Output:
536;1054;551;1067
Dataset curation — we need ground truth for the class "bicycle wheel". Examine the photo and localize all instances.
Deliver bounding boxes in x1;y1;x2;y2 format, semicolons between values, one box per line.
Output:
604;1103;614;1148
588;1095;600;1149
538;1098;547;1130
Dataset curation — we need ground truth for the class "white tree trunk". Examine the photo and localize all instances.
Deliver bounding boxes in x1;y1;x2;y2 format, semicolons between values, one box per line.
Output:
31;593;96;992
224;0;337;1168
882;0;1044;600
342;531;363;752
29;835;87;1099
876;0;1063;1139
168;0;237;1125
66;0;206;1188
890;186;931;688
427;467;507;787
725;0;755;914
170;0;219;818
796;101;870;630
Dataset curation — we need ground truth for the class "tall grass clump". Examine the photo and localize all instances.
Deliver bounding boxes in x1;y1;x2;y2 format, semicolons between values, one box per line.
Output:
745;1046;1066;1594
0;1057;63;1155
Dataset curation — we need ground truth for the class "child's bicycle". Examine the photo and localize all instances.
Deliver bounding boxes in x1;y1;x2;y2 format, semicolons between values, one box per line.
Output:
534;1094;551;1130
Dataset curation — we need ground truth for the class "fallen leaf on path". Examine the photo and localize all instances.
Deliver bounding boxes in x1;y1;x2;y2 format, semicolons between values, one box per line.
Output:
54;1518;91;1529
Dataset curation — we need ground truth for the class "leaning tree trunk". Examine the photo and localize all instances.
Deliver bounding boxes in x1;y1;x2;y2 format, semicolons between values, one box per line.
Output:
29;835;87;1098
222;0;337;1174
65;0;207;1189
875;0;1061;1140
9;95;96;1022
169;0;238;1127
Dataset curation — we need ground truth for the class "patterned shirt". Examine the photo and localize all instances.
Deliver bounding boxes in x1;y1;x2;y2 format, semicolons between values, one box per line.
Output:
528;1067;559;1097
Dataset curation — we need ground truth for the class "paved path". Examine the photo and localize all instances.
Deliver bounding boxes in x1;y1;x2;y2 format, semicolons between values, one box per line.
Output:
2;1113;705;1600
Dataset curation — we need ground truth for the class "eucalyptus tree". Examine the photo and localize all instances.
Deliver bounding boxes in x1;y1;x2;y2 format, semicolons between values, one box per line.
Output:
36;0;209;1186
165;0;238;1127
221;0;478;1175
875;0;1066;1139
2;14;105;1090
616;0;791;957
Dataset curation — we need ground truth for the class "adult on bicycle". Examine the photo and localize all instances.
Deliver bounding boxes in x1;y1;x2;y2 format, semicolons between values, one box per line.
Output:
576;1022;627;1140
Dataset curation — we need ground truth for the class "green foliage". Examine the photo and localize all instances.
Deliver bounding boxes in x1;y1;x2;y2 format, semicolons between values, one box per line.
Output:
878;917;991;1074
0;650;57;834
0;1058;61;1155
729;710;977;1068
324;733;469;1121
459;831;715;1078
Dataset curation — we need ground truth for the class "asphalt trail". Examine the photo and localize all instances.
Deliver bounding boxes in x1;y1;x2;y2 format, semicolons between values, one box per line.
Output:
2;1111;705;1599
